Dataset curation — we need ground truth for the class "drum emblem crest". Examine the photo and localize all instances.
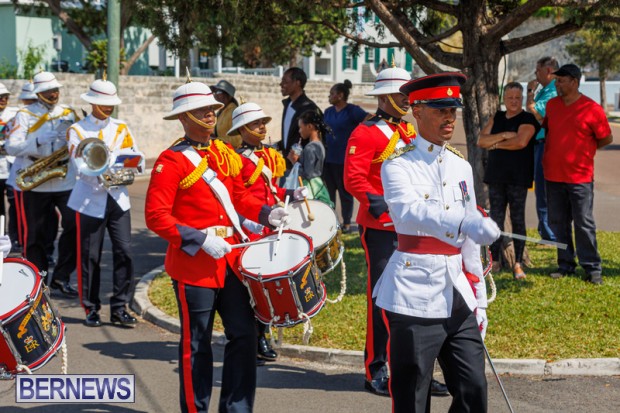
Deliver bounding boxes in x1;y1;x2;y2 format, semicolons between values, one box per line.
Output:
304;287;315;303
41;302;54;332
23;335;40;353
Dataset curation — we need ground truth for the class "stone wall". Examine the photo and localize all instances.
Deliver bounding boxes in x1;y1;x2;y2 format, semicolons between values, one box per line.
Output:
2;74;376;160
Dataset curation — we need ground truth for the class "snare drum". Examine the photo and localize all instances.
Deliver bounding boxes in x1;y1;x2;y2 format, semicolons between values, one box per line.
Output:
239;230;326;327
0;258;65;376
284;199;344;275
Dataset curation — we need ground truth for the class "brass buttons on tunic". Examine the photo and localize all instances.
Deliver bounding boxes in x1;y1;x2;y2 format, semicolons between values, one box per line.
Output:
424;194;430;199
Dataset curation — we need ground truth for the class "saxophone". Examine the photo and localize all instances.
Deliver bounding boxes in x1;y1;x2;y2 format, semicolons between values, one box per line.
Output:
16;146;70;191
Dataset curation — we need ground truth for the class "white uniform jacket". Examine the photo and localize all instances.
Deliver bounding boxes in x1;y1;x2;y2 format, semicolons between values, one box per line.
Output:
0;106;19;179
373;135;487;319
67;115;143;219
5;102;78;192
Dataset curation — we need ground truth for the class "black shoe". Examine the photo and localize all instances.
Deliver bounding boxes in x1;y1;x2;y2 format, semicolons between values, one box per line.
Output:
85;311;102;327
431;379;450;397
50;280;79;297
364;376;390;397
257;335;277;361
110;309;138;327
587;273;603;285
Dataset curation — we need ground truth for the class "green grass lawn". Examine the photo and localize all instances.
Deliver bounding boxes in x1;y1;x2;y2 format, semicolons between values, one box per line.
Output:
149;231;620;360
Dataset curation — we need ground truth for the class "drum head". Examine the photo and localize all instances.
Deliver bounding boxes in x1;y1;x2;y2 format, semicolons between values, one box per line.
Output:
240;231;311;277
284;200;338;248
0;260;39;317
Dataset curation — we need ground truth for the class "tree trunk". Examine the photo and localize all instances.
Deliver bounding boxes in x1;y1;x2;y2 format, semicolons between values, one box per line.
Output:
121;35;156;75
600;68;608;113
459;11;502;208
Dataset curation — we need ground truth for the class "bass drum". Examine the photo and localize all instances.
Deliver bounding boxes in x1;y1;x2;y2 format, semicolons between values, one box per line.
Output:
0;258;65;376
283;199;344;275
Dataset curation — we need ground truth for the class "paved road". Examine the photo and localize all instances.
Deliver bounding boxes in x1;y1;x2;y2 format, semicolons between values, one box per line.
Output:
1;117;619;412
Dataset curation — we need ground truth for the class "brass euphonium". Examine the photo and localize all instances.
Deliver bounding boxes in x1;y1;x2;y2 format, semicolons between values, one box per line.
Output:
16;146;70;191
74;138;135;188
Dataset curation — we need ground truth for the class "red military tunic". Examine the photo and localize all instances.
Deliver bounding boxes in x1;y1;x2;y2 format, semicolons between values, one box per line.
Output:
238;145;288;206
145;137;269;288
344;114;415;230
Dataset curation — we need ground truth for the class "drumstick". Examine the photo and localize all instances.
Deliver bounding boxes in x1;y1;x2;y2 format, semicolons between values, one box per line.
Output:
297;176;315;221
273;195;290;257
0;215;4;286
230;238;278;249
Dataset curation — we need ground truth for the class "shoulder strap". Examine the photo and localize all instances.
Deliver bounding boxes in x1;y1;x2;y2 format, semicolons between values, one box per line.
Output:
181;147;249;242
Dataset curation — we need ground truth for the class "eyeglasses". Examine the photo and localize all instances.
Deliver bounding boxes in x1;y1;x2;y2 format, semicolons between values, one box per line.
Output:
0;95;9;100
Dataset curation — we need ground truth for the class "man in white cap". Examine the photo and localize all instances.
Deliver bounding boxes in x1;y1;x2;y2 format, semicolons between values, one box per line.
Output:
343;66;450;397
228;102;308;365
6;71;79;297
67;78;144;327
145;80;290;413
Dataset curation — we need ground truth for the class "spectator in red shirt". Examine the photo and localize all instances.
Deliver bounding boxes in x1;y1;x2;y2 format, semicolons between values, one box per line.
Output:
542;64;613;285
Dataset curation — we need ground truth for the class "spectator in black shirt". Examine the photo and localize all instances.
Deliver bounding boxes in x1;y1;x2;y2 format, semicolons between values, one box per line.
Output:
478;82;540;279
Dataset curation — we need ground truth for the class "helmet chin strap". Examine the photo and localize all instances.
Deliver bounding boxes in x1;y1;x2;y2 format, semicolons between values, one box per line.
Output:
38;93;58;106
243;125;266;140
387;94;408;116
187;111;216;129
93;105;110;119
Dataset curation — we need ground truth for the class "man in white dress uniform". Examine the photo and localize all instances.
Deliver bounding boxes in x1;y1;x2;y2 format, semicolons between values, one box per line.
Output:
374;72;501;413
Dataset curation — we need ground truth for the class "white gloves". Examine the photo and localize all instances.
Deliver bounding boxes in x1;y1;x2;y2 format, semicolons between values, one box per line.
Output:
268;206;291;227
37;131;59;145
242;219;264;235
201;235;231;259
0;235;11;259
293;186;309;201
460;215;500;246
476;308;488;340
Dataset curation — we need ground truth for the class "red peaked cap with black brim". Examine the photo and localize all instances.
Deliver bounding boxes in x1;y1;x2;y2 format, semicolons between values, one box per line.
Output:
400;72;467;108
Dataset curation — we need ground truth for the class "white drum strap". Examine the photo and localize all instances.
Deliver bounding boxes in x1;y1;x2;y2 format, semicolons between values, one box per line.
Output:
182;148;249;242
241;149;280;199
376;121;407;150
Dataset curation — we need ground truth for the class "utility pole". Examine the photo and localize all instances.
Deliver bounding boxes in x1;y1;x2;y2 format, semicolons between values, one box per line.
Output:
107;0;121;116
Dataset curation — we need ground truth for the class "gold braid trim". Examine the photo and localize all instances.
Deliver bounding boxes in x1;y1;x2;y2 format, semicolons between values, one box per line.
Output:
372;129;401;164
245;157;264;187
179;155;209;189
211;139;242;177
269;148;286;177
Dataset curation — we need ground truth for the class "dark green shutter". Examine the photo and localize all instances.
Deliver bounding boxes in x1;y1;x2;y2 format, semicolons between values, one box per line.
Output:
342;46;348;70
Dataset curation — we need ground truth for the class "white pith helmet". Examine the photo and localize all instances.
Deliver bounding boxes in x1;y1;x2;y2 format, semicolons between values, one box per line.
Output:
0;82;9;95
365;66;411;96
81;79;122;106
163;81;224;120
32;71;63;94
227;102;272;136
19;82;36;100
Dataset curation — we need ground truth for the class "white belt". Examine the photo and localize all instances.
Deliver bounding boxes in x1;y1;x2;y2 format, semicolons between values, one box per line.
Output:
201;226;234;238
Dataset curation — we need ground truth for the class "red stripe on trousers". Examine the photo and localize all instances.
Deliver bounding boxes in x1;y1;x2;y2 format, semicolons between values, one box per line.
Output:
178;282;198;413
75;211;85;310
360;225;376;381
383;309;395;412
19;191;28;256
14;189;22;249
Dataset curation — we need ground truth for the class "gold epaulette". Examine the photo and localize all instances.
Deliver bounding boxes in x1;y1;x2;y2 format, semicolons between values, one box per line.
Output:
446;144;464;159
268;147;286;177
387;144;416;160
245;157;264;187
